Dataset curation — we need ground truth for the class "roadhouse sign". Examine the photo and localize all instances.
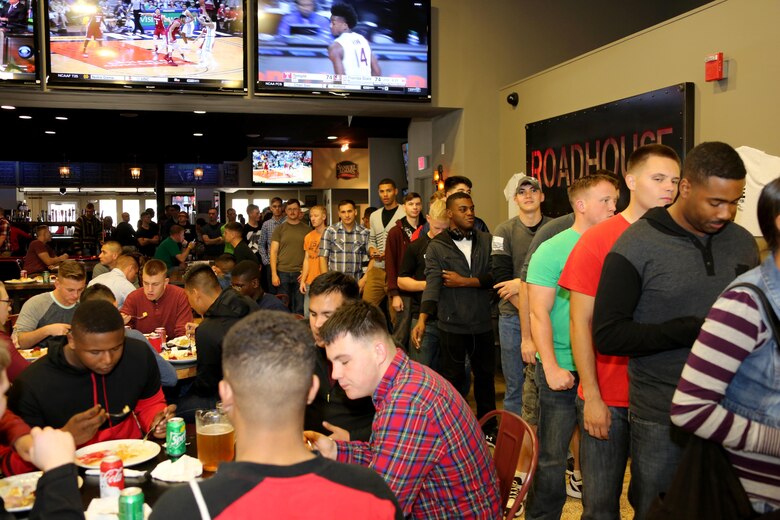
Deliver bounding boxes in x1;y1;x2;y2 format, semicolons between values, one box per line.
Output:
526;83;694;217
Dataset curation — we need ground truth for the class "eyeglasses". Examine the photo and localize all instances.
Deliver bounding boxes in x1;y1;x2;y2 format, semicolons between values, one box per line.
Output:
0;298;13;305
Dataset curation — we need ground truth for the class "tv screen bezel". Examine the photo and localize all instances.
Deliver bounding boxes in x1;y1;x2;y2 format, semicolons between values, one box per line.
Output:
43;0;248;93
255;0;431;102
0;0;41;86
251;148;314;186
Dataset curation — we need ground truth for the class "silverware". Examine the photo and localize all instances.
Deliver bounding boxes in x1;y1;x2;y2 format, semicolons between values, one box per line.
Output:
106;405;131;418
143;416;164;442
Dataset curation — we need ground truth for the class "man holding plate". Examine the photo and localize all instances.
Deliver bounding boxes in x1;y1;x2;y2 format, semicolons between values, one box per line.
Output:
8;300;175;447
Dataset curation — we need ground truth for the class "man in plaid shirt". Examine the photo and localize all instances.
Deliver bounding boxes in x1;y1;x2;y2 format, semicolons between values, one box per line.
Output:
319;200;370;291
306;300;500;519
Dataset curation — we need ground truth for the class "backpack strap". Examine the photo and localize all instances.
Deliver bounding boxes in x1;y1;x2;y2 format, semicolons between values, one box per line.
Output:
729;282;780;347
188;479;212;520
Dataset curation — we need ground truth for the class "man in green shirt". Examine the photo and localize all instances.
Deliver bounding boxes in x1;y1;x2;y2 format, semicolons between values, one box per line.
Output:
154;225;194;273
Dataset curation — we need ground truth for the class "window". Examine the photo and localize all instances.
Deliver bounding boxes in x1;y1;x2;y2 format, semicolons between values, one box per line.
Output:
253;198;270;211
123;200;141;227
230;198;248;218
98;199;117;224
47;201;77;223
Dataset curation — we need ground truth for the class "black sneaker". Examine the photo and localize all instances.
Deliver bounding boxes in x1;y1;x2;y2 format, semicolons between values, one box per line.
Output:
504;475;525;519
484;431;497;449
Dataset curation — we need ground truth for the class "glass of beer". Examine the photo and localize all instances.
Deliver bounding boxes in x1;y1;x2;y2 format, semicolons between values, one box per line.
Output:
195;408;235;472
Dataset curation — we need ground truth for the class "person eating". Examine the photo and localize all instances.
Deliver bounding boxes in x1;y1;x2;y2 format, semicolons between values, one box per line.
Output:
120;259;191;337
8;299;176;447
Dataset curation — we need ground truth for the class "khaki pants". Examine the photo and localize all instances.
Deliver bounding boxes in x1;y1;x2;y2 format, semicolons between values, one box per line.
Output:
362;267;387;307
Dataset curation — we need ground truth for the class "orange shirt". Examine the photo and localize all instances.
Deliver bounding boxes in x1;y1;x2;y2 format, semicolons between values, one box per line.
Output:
303;229;323;285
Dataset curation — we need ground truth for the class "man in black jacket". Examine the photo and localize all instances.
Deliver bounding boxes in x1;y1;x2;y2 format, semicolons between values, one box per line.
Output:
304;271;374;441
412;192;496;429
176;264;259;422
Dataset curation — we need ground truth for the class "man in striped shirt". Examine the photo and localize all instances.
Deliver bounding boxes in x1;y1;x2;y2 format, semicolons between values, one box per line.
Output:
364;179;406;307
319;200;370;291
306;300;500;519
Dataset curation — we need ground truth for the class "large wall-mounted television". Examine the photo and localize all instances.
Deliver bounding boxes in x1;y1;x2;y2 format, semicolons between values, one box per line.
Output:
252;149;312;185
45;0;245;91
0;1;38;85
256;0;430;100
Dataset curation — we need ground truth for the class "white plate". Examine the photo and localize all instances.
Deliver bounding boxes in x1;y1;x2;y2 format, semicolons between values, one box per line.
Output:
166;336;195;348
18;347;47;361
4;279;39;284
0;471;82;513
75;439;161;469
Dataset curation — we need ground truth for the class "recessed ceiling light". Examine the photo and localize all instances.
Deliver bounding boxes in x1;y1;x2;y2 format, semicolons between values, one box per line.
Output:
55;116;68;121
1;105;15;110
327;136;338;140
19;115;32;120
194;111;206;114
45;130;56;135
193;133;203;137
246;133;260;138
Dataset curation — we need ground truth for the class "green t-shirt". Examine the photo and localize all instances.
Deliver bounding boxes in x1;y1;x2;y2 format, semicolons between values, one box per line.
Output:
526;227;581;371
154;237;182;268
221;223;234;254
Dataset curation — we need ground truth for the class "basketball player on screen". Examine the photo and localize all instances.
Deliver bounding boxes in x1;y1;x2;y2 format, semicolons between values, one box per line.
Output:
152;8;167;60
328;3;380;77
165;15;188;66
195;10;216;67
82;6;105;58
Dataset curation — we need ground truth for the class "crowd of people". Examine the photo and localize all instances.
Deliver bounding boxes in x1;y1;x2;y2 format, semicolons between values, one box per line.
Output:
0;141;779;518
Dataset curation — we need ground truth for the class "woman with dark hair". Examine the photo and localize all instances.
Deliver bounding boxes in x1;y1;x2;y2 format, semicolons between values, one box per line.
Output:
671;177;780;514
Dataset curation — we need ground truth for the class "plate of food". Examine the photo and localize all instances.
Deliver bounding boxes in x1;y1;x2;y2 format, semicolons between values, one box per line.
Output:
75;439;161;469
167;336;195;348
4;278;38;284
161;344;197;364
18;347;47;361
0;471;83;513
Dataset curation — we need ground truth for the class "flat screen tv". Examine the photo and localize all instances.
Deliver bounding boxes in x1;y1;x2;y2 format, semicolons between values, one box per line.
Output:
252;149;312;185
0;0;38;85
45;0;245;91
256;0;430;100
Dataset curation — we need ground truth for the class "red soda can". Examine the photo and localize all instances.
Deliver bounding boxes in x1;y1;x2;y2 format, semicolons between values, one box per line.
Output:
20;269;27;280
148;333;162;353
100;455;125;498
155;327;167;345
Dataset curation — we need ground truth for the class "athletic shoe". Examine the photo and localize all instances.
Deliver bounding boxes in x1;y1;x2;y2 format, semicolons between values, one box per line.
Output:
484;431;497;449
566;472;582;499
504;475;525;519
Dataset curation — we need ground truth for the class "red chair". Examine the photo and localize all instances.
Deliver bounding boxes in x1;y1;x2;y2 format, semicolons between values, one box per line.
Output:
479;409;538;519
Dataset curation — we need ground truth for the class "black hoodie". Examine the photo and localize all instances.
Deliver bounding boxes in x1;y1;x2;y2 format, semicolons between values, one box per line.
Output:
189;288;260;397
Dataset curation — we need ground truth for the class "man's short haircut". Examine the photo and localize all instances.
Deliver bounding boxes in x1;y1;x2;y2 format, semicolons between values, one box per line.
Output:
103;241;122;255
231;260;261;281
85;202;95;210
224;222;243;235
72;300;124;336
309;205;326;217
429;191;446;204
682;141;747;186
378;178;397;189
80;283;116;304
627;143;681;173
338;199;357;211
214;254;237;272
331;2;358;28
59;260;87;281
142;258;168;277
568;171;619;204
172;204;181;212
184;263;222;293
116;255;138;271
319;300;389;346
308;271;359;300
363;206;377;218
285;198;301;208
403;192;422;204
446;192;473;209
270;197;283;205
169;225;184;236
428;199;447;220
247;204;259;214
757;177;780;251
223;311;316;415
444;176;473;192
34;224;48;235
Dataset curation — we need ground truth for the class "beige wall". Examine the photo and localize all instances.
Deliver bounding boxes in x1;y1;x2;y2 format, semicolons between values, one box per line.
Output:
498;0;780;221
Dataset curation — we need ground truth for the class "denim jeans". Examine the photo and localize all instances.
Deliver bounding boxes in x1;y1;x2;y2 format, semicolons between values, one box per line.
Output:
526;362;579;520
391;295;413;349
277;271;303;314
409;317;440;371
628;412;688;520
576;397;630;520
303;283;311;318
498;313;524;415
438;328;495;422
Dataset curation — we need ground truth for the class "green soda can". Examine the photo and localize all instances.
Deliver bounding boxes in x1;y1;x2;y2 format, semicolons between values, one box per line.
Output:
118;487;144;520
42;271;50;283
166;417;186;457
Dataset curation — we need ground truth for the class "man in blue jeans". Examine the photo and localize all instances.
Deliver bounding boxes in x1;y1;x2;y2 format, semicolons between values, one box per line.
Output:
559;144;681;520
525;173;619;520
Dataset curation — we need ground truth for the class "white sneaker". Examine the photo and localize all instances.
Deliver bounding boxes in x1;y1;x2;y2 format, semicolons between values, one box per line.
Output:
566;472;582;499
504;475;525;519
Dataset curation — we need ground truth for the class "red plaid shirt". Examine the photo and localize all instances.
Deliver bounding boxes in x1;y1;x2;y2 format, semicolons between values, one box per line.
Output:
336;349;500;519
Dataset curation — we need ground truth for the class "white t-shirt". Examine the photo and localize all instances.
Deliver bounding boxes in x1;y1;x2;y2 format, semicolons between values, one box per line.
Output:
454;237;473;269
735;146;780;236
335;31;372;76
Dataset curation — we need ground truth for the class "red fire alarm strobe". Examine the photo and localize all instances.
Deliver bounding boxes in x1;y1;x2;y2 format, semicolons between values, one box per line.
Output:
705;52;726;82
